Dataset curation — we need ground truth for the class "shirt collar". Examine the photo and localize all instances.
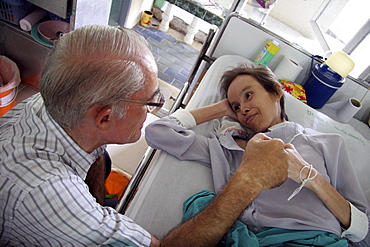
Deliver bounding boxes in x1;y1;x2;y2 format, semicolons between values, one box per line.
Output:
37;95;103;180
267;121;289;131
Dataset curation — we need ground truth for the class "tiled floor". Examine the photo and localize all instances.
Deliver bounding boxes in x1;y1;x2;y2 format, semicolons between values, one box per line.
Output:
132;23;201;90
106;19;203;174
109;0;201;90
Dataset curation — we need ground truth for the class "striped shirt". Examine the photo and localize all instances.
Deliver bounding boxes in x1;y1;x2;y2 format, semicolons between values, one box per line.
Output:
0;93;151;246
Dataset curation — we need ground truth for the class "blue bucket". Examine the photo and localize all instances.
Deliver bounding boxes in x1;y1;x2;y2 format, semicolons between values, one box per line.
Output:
304;63;344;109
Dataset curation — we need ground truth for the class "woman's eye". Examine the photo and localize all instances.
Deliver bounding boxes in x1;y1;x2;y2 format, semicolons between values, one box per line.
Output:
245;92;252;99
233;105;240;112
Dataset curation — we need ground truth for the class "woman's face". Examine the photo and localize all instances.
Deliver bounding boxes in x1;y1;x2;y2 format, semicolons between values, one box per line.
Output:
227;74;283;132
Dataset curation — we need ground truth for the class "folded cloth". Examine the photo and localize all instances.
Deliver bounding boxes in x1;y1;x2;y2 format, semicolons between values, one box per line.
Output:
182;190;348;247
279;79;307;104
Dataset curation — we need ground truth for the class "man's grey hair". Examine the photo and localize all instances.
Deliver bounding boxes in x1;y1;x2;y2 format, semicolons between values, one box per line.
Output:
40;25;151;130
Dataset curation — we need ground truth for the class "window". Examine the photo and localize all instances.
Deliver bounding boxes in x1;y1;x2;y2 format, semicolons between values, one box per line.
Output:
310;0;370;82
209;0;370;84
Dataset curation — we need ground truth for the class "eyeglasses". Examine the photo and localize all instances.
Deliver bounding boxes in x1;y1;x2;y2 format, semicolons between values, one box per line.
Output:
121;90;165;114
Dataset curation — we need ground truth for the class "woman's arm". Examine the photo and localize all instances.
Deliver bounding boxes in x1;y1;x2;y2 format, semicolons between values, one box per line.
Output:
307;173;351;227
285;145;368;241
285;146;350;227
189;99;237;125
145;99;236;164
145;111;212;165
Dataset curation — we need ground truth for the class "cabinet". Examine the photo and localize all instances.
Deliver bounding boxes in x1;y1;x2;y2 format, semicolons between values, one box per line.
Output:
0;0;112;89
0;21;51;90
27;0;69;19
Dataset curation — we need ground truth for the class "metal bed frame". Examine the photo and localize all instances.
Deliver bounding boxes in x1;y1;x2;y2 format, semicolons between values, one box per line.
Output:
115;12;327;214
115;26;216;214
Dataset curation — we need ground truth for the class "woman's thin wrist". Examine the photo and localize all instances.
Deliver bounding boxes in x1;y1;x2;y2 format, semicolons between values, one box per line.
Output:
190;102;229;125
305;171;323;191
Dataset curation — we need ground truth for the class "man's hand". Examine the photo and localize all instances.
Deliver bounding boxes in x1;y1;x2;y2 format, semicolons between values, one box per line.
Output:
239;133;289;191
150;236;160;247
160;133;290;247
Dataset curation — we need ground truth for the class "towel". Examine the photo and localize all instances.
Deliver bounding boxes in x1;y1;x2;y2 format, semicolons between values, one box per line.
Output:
182;190;348;247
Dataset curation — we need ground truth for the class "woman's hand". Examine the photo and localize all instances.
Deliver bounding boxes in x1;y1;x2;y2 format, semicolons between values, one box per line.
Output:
216;99;238;120
284;144;352;229
284;143;312;185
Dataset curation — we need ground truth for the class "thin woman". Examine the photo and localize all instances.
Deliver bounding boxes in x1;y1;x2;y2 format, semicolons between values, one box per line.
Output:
145;64;369;246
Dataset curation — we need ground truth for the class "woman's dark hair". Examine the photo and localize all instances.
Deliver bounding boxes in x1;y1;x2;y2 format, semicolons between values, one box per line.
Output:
219;63;288;121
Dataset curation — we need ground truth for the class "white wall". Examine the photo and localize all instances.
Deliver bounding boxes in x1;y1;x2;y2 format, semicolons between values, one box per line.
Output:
74;0;113;29
125;0;153;28
268;0;324;39
209;15;370;124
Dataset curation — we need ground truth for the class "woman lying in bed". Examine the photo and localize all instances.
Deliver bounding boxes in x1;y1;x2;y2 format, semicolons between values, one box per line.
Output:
145;64;369;246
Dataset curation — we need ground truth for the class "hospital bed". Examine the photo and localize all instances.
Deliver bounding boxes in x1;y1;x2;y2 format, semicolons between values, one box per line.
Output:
116;13;370;238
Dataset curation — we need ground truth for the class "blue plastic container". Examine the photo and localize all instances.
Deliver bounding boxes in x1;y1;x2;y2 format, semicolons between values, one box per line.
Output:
304;64;344;109
0;0;34;25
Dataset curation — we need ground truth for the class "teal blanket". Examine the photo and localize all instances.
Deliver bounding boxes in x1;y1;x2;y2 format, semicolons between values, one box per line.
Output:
182;190;348;247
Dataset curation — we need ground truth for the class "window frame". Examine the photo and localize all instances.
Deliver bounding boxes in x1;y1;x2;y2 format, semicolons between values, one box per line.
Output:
310;0;370;86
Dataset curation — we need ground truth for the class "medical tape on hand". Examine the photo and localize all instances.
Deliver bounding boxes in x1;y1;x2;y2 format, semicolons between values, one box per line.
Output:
287;164;318;201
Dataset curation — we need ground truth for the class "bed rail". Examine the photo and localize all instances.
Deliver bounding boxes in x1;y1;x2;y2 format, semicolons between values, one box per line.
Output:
115;147;157;214
169;28;216;113
115;28;216;214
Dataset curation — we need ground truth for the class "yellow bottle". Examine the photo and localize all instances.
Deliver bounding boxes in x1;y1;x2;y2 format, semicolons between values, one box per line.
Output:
254;40;280;66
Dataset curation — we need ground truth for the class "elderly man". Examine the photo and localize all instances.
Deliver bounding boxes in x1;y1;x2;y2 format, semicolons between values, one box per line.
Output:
0;25;290;246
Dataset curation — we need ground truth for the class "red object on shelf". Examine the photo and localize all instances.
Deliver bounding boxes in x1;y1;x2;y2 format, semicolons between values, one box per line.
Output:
0;56;21;116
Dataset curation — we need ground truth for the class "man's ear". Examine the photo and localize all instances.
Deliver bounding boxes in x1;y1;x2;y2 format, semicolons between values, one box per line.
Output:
95;105;113;131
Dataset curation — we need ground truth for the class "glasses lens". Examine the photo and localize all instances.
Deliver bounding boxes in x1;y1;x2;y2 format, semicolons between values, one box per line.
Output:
148;92;165;113
153;91;161;102
148;106;156;113
158;92;165;106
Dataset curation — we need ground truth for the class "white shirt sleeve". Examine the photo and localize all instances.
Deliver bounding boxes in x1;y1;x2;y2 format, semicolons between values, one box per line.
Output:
171;109;196;128
341;202;369;242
